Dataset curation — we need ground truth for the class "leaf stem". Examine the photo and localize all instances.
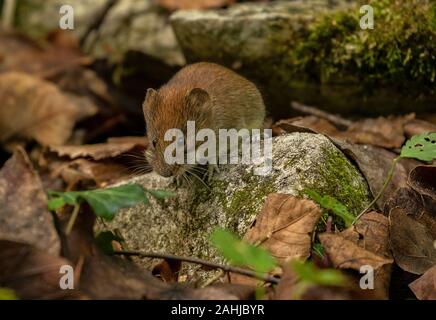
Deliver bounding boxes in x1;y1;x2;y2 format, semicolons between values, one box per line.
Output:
114;250;279;284
353;156;401;225
65;204;80;235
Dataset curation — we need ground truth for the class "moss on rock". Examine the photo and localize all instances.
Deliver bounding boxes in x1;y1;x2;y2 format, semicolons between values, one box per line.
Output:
97;133;371;284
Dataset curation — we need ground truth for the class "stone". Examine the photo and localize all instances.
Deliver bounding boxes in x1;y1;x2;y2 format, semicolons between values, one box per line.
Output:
97;133;371;283
170;0;436;117
17;0;185;66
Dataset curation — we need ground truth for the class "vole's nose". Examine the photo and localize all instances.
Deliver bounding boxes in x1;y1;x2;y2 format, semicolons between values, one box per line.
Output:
156;166;173;177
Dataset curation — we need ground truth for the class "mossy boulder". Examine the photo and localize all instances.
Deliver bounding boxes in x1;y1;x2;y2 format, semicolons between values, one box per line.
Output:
97;133;371;283
171;0;436;117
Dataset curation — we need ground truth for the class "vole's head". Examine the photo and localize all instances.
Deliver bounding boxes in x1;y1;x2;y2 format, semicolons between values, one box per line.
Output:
142;87;212;177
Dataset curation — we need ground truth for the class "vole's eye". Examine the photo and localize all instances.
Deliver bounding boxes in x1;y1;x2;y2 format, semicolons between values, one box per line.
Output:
152;138;157;148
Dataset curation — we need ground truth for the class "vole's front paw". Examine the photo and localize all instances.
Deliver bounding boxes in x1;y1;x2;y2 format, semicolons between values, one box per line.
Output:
205;164;220;183
172;175;184;187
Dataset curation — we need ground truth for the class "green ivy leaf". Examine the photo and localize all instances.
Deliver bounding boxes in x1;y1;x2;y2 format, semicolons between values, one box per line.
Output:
305;189;355;227
210;229;277;273
291;260;346;287
47;184;160;221
95;231;124;255
400;132;436;161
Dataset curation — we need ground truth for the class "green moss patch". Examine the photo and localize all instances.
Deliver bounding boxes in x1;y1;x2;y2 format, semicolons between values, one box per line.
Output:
288;0;436;91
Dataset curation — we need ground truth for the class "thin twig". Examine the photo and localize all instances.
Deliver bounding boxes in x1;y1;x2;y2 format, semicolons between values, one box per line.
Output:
80;0;118;49
65;204;80;235
353;156;401;224
1;0;16;30
114;250;279;284
291;101;353;129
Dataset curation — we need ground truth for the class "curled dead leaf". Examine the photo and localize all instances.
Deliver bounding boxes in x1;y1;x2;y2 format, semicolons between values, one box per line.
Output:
0;30;91;77
408;165;436;203
319;212;393;299
320;228;393;270
389;208;435;275
0;72;97;146
49;136;147;160
409;265;436;300
273;116;338;136
404;119;436;138
0;147;60;255
343;114;414;149
0;240;85;299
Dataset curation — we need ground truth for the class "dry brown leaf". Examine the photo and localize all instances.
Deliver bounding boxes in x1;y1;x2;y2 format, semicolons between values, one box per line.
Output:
384;187;428;220
408;165;436;202
244;193;321;262
229;194;320;286
159;0;235;11
404;119;436;138
0;148;60;255
319;212;393;298
0;72;97;146
389;208;436;275
332;139;419;210
50;158;132;189
49;136;147;160
152;259;181;283
0;30;91;77
320;232;392;271
342;114;414;149
409;265;436;300
0;240;86;299
273;116;339;136
47;68;112;105
273;263;299;300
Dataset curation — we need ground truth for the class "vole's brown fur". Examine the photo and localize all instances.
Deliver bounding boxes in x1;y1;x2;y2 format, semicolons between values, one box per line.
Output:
143;62;265;178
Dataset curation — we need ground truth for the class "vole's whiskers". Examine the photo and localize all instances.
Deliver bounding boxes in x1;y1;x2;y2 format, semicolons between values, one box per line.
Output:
186;168;209;190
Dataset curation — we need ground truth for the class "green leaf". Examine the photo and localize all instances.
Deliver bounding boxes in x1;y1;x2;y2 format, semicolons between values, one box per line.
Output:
95;231;124;255
82;185;149;220
305;189;355;227
0;288;18;300
146;189;175;200
47;196;65;211
210;229;277;273
291;260;346;287
400;132;436;161
47;184;152;220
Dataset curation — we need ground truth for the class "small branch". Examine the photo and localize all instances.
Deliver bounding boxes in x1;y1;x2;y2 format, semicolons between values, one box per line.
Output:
1;0;16;30
80;0;118;49
114;250;279;284
291;101;353;129
353;156;401;224
65;204;80;235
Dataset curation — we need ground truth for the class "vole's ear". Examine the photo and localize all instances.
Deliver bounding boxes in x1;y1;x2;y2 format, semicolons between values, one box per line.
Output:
185;88;211;110
143;88;157;116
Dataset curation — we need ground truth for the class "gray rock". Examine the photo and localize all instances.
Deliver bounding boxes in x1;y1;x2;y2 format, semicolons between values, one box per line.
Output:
98;133;370;283
170;0;434;117
170;0;357;116
17;0;185;66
